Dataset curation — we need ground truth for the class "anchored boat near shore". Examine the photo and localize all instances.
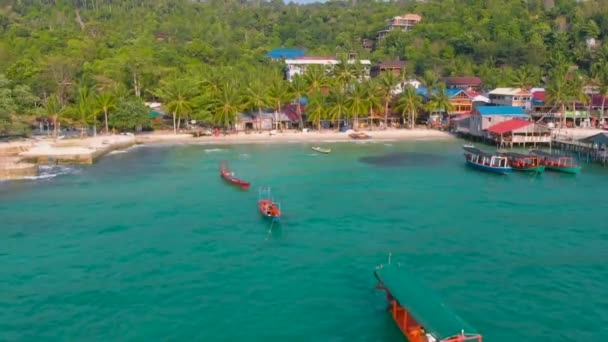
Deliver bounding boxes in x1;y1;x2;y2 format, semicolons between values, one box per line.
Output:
258;187;281;223
375;260;483;342
500;152;545;173
530;150;581;174
463;145;511;175
219;161;250;189
312;146;331;154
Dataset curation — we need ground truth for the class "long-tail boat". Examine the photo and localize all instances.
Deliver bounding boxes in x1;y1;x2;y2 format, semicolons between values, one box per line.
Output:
375;261;483;342
350;132;371;140
530;150;581;174
463;145;511;175
312;146;331;154
219;161;250;190
500;152;545;173
258;187;281;223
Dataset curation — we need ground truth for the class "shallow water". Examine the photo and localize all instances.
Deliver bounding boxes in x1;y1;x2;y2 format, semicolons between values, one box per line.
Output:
1;140;608;341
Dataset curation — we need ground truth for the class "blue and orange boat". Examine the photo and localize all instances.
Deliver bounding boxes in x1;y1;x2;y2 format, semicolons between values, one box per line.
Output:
463;145;511;175
375;259;483;342
258;187;281;223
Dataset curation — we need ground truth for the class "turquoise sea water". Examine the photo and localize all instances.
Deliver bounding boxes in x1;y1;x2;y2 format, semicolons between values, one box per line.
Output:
1;140;608;341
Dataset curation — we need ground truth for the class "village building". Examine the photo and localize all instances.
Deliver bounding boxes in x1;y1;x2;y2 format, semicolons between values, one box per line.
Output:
376;14;421;39
455;106;528;138
487;118;551;148
266;49;306;61
488;88;532;110
284;56;371;81
371;60;408;77
442;77;483;91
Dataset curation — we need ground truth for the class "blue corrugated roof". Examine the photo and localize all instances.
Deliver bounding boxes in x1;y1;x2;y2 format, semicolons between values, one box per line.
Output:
266;49;305;59
531;98;545;106
476;106;526;116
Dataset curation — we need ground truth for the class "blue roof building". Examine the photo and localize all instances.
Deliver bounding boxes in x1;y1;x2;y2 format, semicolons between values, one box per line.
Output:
475;106;526;116
266;49;305;60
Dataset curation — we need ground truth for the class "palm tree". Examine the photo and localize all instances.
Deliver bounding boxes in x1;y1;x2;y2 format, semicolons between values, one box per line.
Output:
243;81;270;131
95;91;116;134
420;70;438;92
306;91;326;131
364;80;381;130
398;85;423;128
592;60;608;122
75;86;93;137
546;74;568;128
43;94;64;139
347;82;368;130
376;71;398;128
304;65;330;94
511;66;539;89
267;79;290;130
332;55;356;90
426;83;454;116
212;83;243;129
288;74;308;129
567;74;588;124
154;76;196;134
327;87;349;131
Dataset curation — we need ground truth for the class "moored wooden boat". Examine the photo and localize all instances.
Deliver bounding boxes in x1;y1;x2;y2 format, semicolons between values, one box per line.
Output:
375;260;483;342
349;132;371;140
312;146;331;154
500;152;545;173
219;161;250;189
530;150;581;174
258;187;281;222
463;145;511;175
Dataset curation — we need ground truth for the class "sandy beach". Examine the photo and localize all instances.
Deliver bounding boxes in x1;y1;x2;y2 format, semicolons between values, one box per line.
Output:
135;128;454;145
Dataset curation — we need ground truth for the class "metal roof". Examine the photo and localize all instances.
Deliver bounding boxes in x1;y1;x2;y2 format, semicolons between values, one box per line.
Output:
488;88;531;96
487;119;532;134
579;132;608;145
374;264;478;340
462;146;494;157
475;106;527;116
266;49;305;59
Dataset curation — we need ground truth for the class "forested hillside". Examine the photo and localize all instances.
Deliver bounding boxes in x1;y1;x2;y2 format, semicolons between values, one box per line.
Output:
0;0;607;133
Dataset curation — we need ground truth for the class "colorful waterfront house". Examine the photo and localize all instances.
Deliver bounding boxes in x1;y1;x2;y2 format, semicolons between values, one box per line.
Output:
487;118;551;148
442;77;483;91
459;106;528;138
377;13;422;39
371;60;408;77
415;87;475;116
266;49;305;61
284;56;371;81
375;262;482;342
488;88;532;110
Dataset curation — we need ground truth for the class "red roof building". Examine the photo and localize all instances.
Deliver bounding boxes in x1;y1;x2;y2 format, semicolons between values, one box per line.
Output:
487;119;532;134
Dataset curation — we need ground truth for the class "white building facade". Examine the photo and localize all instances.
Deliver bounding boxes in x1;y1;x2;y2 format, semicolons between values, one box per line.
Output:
284;57;371;81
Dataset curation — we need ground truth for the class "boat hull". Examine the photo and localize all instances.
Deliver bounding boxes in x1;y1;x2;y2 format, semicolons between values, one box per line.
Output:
545;166;581;174
512;165;545;173
465;159;512;174
258;199;281;222
220;170;250;189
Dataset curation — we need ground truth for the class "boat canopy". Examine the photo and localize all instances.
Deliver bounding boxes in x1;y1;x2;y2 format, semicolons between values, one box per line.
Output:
374;264;478;341
462;146;494;158
501;152;535;159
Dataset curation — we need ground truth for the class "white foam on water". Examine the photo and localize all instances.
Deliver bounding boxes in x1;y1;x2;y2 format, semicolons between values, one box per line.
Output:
239;153;250;159
108;150;128;155
204;148;224;153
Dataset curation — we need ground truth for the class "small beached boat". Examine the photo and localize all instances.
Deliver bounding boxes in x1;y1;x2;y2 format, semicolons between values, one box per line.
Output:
312;146;331;154
500;152;545;173
219;161;250;190
258;187;281;222
375;260;483;342
349;132;371;140
530;150;581;174
463;146;511;175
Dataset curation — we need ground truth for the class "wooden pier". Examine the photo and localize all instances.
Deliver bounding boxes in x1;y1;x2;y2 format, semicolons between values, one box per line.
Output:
551;133;608;165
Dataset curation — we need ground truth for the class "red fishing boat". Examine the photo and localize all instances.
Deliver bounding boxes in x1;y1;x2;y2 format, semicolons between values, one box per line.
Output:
258;187;281;223
219;161;250;189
